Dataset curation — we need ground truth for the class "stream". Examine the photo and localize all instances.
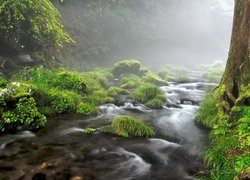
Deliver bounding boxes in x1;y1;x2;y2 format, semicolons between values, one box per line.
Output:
0;71;213;180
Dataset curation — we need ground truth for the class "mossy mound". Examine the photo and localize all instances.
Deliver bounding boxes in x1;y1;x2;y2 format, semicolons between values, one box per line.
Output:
100;115;154;137
133;83;166;109
112;59;142;77
119;74;142;89
142;72;167;86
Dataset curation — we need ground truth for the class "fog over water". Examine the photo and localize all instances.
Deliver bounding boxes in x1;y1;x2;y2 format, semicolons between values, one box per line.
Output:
57;0;234;68
140;0;234;66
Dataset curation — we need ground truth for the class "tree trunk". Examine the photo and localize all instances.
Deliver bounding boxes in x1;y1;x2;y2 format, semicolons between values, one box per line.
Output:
220;0;250;112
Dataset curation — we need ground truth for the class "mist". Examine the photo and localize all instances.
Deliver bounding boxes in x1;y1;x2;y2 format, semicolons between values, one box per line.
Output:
54;0;234;68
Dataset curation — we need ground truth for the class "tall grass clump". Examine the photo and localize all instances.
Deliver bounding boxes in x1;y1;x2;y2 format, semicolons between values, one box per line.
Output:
133;83;166;109
100;115;154;138
195;93;218;127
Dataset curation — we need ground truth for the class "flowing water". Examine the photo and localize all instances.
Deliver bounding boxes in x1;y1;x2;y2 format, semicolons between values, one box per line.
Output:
0;72;213;180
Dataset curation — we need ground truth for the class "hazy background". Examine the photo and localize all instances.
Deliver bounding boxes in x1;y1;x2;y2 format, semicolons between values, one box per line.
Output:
53;0;234;69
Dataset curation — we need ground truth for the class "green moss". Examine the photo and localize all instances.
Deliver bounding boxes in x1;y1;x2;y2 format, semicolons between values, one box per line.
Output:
142;72;167;86
112;59;141;77
101;116;154;138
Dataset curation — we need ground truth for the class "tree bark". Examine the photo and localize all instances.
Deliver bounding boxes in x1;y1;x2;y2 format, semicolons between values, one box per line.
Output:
220;0;250;112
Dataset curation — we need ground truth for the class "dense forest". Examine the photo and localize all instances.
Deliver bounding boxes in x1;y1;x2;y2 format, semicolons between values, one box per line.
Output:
0;0;249;179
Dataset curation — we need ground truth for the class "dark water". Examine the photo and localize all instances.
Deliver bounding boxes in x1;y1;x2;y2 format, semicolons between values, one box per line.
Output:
0;71;213;180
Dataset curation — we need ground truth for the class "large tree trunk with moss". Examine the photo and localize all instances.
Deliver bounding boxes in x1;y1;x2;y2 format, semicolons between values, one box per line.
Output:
220;0;250;113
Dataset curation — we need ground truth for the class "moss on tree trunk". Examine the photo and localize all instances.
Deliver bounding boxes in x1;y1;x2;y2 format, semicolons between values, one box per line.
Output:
220;0;250;112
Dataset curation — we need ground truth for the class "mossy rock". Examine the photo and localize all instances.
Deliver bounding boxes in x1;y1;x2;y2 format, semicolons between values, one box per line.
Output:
112;59;142;77
119;74;142;89
143;72;167;86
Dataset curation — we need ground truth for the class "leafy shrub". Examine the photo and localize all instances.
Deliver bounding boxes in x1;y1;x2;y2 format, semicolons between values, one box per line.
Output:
142;72;167;86
0;97;46;132
101;115;154;137
76;103;98;116
48;89;82;113
53;71;87;92
112;59;141;77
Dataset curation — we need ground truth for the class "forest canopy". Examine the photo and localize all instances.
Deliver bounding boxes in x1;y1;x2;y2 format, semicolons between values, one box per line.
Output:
0;0;72;53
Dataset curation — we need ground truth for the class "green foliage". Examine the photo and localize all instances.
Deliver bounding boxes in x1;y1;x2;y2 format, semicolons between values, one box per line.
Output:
142;72;167;86
0;97;46;132
107;86;130;97
112;60;141;77
76;103;98;116
200;105;250;179
195;94;218;127
48;89;81;113
119;74;142;89
112;116;154;137
0;76;7;88
0;0;73;51
133;83;164;103
53;71;87;92
101;116;154;138
145;99;165;109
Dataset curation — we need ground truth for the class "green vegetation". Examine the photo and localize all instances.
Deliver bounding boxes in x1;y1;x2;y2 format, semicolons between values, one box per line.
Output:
0;0;73;52
0;60;169;133
119;74;142;89
133;83;166;109
1;97;46;132
196;91;250;179
195;94;218;127
100;115;154;138
112;59;142;77
142;72;167;86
